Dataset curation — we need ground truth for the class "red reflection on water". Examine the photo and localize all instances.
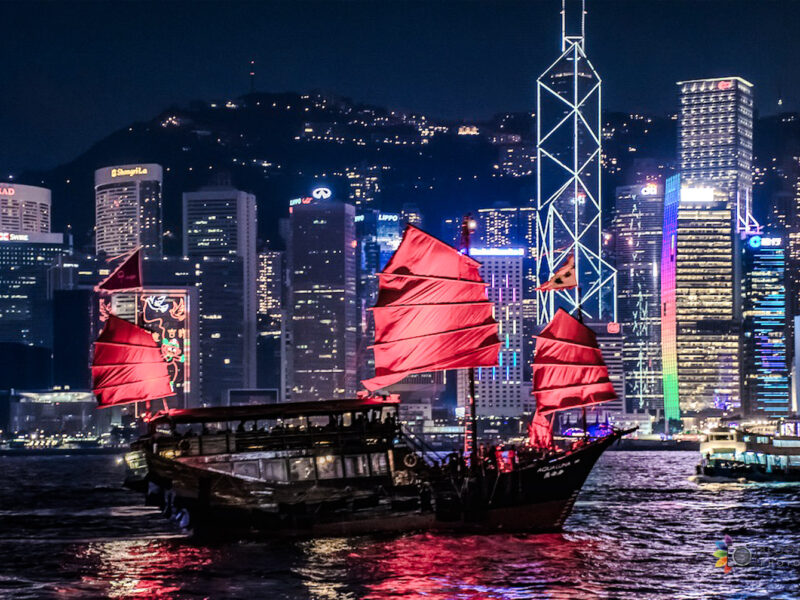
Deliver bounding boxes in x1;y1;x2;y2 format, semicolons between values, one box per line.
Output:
347;532;608;600
68;538;213;598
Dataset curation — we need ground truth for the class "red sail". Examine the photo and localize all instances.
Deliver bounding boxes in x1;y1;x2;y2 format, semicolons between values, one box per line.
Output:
362;225;500;391
531;308;616;415
92;315;175;408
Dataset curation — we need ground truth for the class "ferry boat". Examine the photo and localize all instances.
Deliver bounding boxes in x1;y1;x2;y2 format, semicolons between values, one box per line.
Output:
695;421;800;482
94;223;632;537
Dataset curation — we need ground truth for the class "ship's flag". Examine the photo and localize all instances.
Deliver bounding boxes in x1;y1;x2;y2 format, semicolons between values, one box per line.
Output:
361;225;500;391
536;254;577;291
96;247;142;293
92;315;175;407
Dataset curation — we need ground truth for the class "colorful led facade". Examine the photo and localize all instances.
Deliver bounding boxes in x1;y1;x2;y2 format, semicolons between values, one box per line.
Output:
660;175;680;423
664;180;740;416
742;235;790;416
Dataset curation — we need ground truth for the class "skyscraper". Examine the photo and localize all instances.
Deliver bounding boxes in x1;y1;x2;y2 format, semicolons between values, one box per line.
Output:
458;248;528;417
613;182;664;414
661;176;740;420
535;0;616;324
400;203;423;229
354;210;401;382
742;234;790;417
0;231;70;350
183;183;257;388
95;164;163;258
256;250;284;393
474;205;537;379
0;183;51;233
288;188;357;401
257;250;284;339
345;165;381;210
677;77;758;234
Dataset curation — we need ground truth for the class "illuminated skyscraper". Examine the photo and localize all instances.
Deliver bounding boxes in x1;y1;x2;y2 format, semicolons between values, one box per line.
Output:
288;188;357;401
535;0;616;323
475;205;537;379
742;234;790;417
0;183;51;233
256;250;284;392
661;176;739;420
677;77;758;234
354;210;401;382
0;232;69;349
458;248;528;417
183;183;257;388
400;203;423;229
257;251;284;338
345;165;381;210
95;164;163;258
613;182;663;414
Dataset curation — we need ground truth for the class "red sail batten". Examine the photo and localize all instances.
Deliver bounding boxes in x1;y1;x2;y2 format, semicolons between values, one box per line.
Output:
92;315;175;408
362;225;500;391
529;308;618;447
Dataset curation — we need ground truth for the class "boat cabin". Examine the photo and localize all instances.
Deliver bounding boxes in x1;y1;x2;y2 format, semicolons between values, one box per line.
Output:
139;397;404;486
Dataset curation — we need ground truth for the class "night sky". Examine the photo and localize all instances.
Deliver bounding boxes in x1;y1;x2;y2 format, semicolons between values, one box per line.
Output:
2;0;799;174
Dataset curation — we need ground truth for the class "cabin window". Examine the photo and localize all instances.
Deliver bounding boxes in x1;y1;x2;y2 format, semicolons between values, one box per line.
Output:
789;456;800;466
261;459;288;481
289;457;315;481
370;452;388;475
344;454;370;477
316;455;344;479
233;460;259;479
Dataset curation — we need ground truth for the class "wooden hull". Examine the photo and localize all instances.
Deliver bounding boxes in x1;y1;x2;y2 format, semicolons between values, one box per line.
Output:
139;432;622;538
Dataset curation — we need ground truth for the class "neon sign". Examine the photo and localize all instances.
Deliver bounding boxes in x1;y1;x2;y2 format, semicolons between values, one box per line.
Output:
378;213;398;222
312;187;332;200
0;232;30;242
469;248;525;257
607;322;620;334
0;187;15;196
717;80;733;91
111;166;149;178
748;236;782;249
681;187;714;203
640;183;658;196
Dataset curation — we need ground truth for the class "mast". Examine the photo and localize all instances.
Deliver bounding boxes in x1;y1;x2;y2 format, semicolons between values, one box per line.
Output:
460;214;479;466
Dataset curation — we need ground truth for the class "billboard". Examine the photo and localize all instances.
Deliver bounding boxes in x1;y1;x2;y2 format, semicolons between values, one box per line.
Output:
97;288;196;409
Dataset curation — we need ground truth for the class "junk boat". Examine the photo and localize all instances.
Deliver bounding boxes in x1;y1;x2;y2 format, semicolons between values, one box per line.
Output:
694;421;800;483
93;223;632;536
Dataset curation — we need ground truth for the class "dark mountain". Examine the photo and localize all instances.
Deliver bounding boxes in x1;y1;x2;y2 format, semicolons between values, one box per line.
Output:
18;91;679;253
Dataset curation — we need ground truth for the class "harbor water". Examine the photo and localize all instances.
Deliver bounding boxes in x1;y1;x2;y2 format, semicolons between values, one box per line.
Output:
1;451;798;599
